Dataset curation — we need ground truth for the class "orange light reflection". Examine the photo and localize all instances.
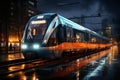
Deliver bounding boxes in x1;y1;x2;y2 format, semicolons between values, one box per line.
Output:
49;45;118;78
49;42;110;50
7;53;24;61
8;64;25;78
108;45;118;64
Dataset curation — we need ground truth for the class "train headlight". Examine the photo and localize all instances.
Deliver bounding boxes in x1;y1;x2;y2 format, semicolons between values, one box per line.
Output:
33;44;40;49
21;44;28;49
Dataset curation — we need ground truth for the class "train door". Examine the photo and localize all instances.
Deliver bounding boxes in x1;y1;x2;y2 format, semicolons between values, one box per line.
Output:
47;24;66;46
56;24;65;44
79;32;85;42
47;28;57;46
84;32;89;42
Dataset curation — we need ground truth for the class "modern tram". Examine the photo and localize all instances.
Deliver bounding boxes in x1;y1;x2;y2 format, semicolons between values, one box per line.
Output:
21;13;110;59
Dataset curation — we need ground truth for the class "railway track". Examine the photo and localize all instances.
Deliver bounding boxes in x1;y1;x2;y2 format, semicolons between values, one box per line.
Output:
0;59;47;76
0;58;45;68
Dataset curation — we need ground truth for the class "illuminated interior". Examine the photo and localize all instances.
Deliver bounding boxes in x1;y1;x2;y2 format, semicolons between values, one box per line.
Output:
8;35;20;46
9;35;19;42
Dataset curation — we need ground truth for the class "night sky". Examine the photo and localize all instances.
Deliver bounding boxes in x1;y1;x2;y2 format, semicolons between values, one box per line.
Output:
0;0;120;39
37;0;120;37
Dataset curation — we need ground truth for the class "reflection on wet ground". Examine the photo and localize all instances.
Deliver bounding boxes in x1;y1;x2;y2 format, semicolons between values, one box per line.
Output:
81;45;119;80
0;45;119;80
0;53;24;62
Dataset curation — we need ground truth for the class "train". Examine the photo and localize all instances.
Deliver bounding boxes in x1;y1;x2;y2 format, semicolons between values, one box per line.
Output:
21;13;110;59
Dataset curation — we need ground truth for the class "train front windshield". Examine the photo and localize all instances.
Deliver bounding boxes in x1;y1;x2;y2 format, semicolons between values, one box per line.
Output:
26;20;47;42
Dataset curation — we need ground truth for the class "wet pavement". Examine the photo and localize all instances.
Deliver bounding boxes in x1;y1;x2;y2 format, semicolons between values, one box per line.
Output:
82;55;120;80
0;45;119;80
0;53;24;62
81;45;119;80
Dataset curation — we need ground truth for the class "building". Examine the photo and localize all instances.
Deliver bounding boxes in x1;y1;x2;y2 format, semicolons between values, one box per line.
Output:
102;19;112;38
0;0;38;51
105;26;112;38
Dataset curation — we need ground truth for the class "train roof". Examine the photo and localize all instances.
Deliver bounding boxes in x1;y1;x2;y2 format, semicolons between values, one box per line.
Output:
31;13;110;41
30;13;56;20
58;15;110;41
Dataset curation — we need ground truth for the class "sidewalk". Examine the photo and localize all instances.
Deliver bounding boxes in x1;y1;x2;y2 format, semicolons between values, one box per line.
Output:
0;47;21;54
0;52;24;62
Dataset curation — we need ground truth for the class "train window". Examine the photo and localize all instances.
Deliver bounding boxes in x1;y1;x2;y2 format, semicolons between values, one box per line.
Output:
64;23;75;42
96;37;101;43
73;29;85;42
33;28;36;36
27;28;33;40
65;26;74;42
63;26;67;41
84;32;89;42
26;21;47;42
47;24;65;46
88;33;91;42
89;34;97;43
91;37;96;43
70;27;74;42
76;33;81;42
66;27;70;42
31;20;47;35
56;24;65;43
66;27;70;37
47;28;57;46
76;33;84;42
81;33;85;42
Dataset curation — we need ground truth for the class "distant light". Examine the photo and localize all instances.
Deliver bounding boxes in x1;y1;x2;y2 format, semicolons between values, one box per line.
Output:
28;1;34;5
33;44;40;49
31;20;46;24
37;16;44;19
21;44;28;49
